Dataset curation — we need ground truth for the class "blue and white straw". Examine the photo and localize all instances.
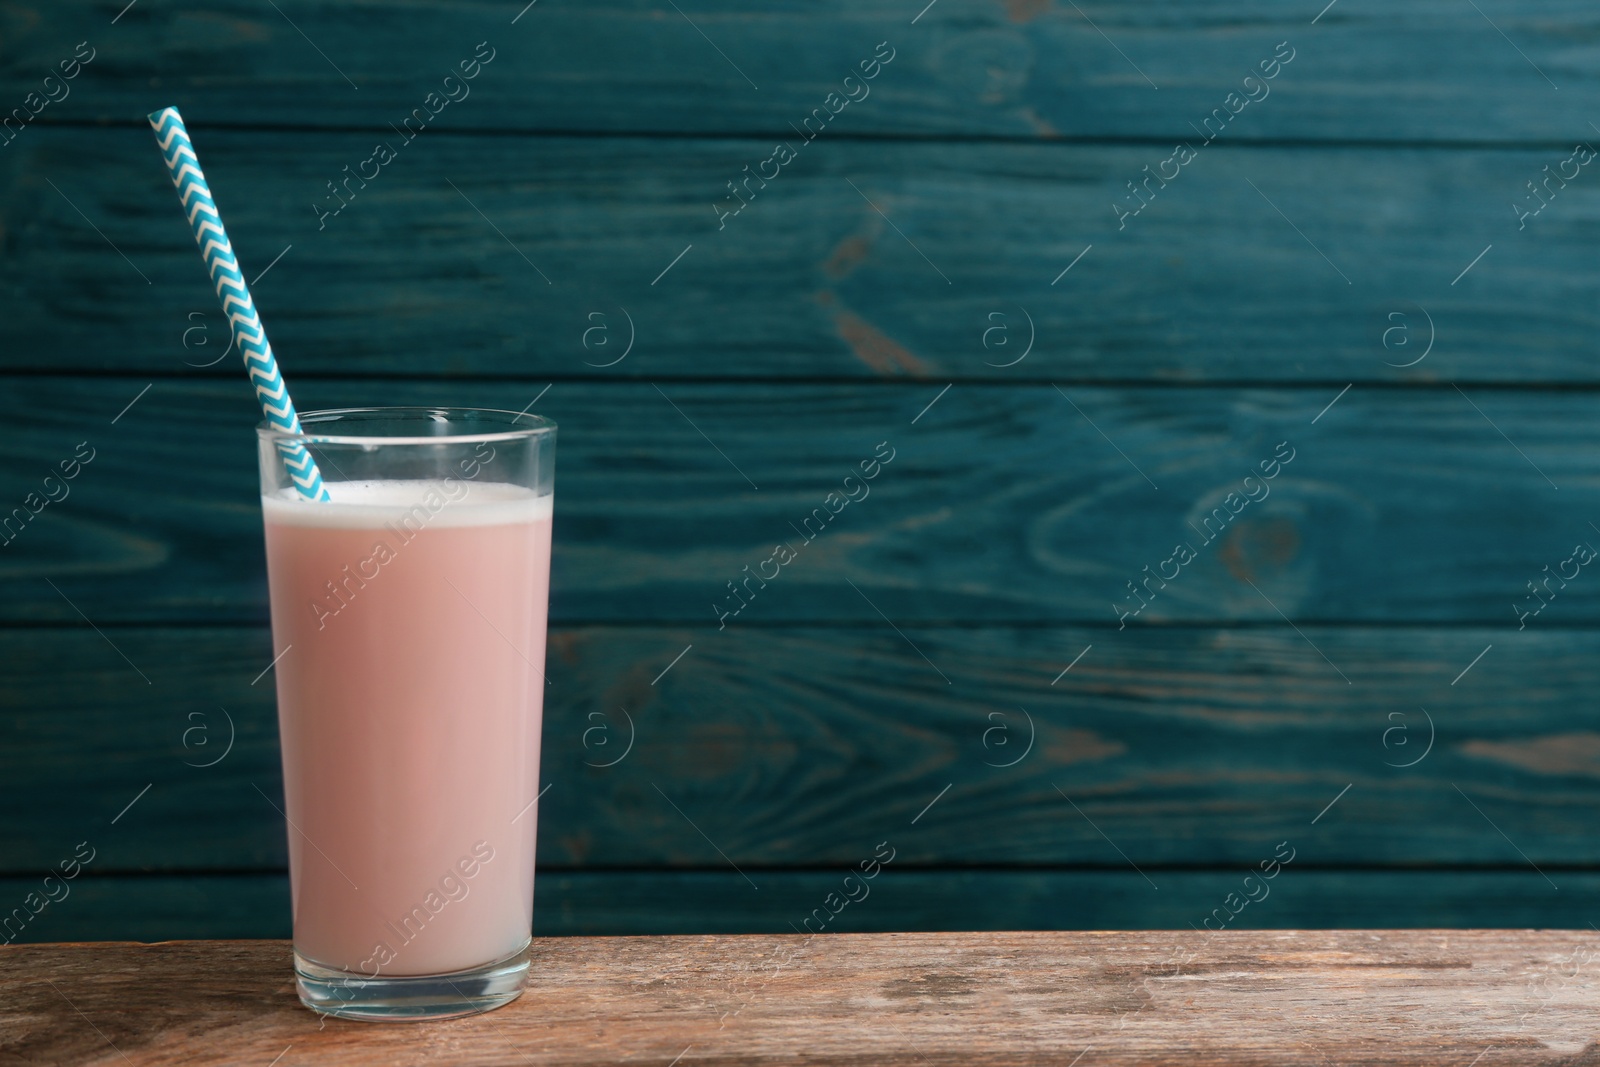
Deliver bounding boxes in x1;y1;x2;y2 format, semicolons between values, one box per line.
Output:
149;106;330;502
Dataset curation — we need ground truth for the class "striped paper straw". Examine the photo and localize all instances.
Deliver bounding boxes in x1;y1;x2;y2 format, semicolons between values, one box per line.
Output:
148;106;331;502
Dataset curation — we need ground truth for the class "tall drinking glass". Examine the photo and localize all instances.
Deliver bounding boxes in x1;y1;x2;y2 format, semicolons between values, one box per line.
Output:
257;407;555;1020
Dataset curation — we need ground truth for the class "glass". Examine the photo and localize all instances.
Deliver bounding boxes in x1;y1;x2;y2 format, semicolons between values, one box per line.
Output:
257;407;555;1020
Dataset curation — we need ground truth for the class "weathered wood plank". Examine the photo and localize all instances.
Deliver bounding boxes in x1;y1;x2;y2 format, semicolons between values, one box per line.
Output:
7;870;1600;945
5;626;1600;871
5;932;1597;1065
4;129;1599;380
4;1;1596;142
2;379;1597;624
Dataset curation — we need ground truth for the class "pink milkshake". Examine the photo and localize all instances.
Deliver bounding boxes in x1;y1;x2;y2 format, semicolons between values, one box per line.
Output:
263;479;552;981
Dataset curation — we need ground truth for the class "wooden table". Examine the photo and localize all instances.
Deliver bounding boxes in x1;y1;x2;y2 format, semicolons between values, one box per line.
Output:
6;931;1598;1065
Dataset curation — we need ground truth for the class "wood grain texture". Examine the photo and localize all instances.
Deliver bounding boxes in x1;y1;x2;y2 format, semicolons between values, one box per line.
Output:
3;129;1598;380
4;0;1598;947
2;378;1596;624
7;870;1600;943
3;1;1595;141
5;625;1599;871
6;932;1599;1065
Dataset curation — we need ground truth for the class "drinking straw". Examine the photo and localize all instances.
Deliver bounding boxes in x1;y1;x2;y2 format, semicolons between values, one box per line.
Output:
148;106;331;502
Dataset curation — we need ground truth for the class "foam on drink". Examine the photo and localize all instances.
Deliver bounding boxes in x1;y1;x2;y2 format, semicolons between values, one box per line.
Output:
262;479;552;527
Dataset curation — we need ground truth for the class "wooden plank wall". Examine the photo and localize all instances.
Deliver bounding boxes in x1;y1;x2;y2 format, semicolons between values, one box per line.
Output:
3;0;1599;940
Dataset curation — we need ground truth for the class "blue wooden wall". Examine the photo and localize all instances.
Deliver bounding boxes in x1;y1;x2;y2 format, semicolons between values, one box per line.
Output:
4;1;1600;941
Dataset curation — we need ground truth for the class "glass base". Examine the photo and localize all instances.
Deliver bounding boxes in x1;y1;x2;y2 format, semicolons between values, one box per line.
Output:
295;940;531;1021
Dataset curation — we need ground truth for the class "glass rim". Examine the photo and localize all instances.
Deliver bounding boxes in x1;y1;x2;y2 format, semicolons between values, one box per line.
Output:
256;406;556;447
